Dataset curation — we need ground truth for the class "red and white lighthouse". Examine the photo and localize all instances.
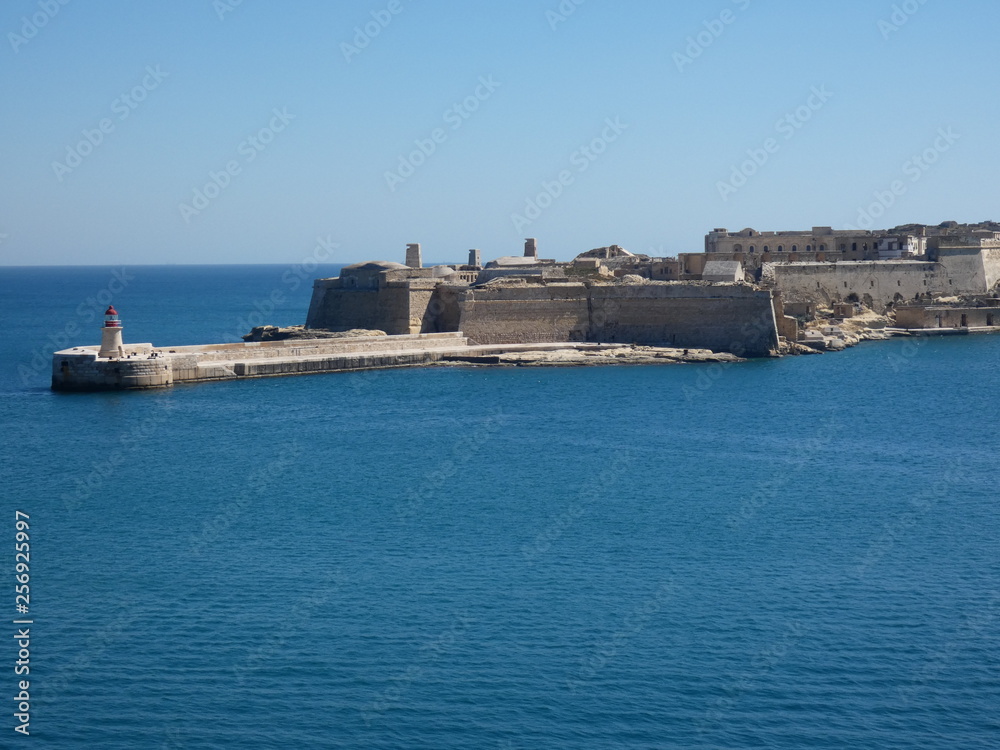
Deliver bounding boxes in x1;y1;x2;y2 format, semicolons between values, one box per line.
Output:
97;305;125;358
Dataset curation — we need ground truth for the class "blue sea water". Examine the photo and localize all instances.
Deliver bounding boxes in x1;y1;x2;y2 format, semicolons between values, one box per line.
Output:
1;265;999;749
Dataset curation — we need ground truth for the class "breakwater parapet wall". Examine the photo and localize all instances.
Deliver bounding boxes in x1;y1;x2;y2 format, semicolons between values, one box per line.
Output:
52;332;469;391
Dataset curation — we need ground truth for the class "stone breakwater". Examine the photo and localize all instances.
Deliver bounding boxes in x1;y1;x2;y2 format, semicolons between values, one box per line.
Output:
51;332;740;392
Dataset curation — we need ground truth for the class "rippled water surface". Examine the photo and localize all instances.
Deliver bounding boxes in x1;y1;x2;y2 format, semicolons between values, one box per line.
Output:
2;266;999;748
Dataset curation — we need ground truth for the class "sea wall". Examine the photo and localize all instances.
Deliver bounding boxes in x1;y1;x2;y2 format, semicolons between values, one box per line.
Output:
895;305;1000;330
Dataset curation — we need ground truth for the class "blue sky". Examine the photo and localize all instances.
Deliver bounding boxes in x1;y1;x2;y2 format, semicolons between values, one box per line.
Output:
1;0;997;266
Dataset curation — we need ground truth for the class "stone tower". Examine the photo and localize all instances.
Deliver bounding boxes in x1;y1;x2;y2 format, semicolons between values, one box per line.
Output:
524;238;537;258
98;305;124;359
406;243;422;269
469;249;481;267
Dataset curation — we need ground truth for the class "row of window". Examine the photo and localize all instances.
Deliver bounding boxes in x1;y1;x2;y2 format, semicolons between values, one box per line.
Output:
825;279;954;289
730;243;870;253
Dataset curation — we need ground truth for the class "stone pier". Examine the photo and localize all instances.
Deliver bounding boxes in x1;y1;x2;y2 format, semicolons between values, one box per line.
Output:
52;332;468;392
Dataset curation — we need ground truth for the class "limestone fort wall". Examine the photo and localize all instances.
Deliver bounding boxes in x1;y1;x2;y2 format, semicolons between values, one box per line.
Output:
458;283;591;345
459;282;779;357
772;262;954;311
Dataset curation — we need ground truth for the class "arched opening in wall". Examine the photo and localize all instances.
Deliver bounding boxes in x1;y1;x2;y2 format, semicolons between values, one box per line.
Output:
777;245;784;252
820;245;826;252
749;246;755;253
846;293;860;303
806;245;813;252
763;246;769;253
791;245;798;252
734;244;742;252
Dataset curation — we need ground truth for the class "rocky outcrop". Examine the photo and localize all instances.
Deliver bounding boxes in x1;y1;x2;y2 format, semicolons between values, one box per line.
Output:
439;345;741;367
243;325;386;342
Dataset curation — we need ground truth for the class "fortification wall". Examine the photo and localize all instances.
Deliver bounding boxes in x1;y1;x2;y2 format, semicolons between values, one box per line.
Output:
306;278;454;335
423;286;464;334
305;280;383;331
403;287;436;335
459;282;778;356
459;284;591;345
305;279;416;334
588;285;777;356
984;247;1000;290
934;248;991;294
772;262;952;311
